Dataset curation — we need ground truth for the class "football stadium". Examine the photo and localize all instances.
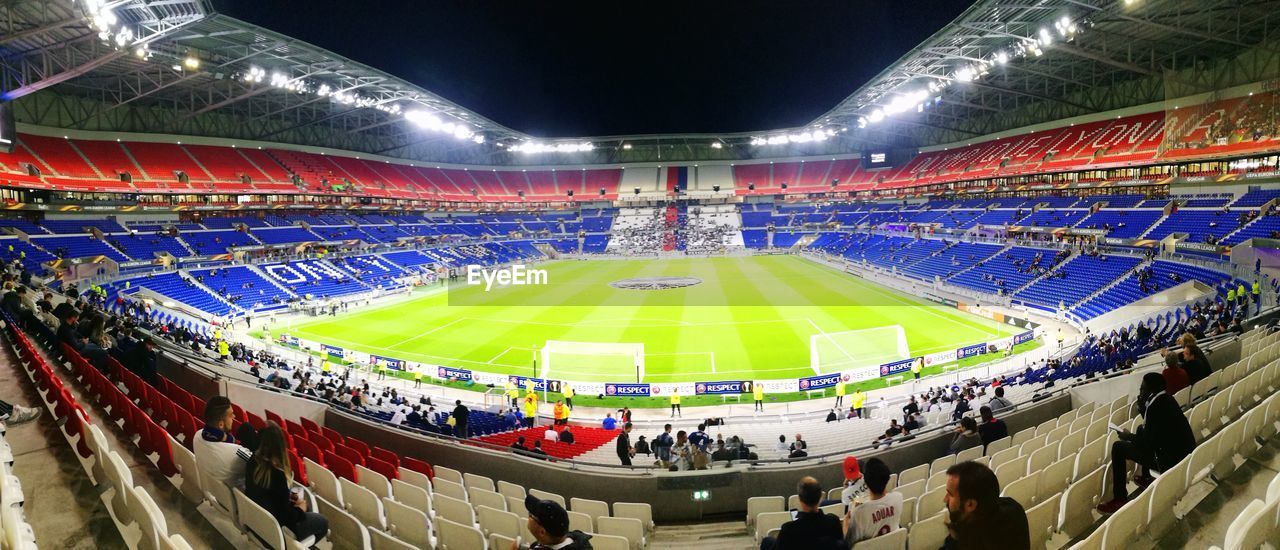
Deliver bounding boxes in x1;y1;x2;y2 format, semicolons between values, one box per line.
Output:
3;0;1280;548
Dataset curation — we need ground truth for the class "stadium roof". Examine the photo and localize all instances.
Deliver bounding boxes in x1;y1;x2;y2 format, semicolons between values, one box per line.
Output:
3;0;1277;166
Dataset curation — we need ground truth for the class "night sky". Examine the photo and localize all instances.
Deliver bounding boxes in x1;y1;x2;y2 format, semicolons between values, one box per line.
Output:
212;1;972;138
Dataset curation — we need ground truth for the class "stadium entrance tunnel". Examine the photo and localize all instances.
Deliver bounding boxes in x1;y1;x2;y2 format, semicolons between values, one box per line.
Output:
609;276;704;291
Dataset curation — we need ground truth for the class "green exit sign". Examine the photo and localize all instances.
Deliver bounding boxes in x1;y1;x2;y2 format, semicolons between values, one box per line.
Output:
692;490;711;502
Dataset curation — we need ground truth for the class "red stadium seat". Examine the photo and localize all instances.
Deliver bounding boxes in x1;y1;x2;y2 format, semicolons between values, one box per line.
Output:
371;447;400;469
322;450;358;482
333;444;365;467
294;437;323;467
265;409;286;429
365;456;399;482
321;426;344;446
246;411;267;431
306;430;335;453
285;419;307;441
343;437;370;460
288;449;308;486
402;457;434;481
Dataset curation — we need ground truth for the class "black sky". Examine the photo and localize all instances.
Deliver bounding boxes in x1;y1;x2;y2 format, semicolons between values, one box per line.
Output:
212;1;972;138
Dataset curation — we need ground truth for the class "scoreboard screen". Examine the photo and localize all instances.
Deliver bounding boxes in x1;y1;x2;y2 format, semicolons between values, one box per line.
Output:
862;148;914;169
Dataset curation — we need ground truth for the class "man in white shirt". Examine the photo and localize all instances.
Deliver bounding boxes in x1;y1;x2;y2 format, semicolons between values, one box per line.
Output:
390;405;407;425
839;456;868;509
844;457;903;545
192;395;252;490
544;426;559;442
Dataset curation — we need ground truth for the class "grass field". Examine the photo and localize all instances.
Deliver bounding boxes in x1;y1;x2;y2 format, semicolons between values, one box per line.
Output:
278;255;1024;385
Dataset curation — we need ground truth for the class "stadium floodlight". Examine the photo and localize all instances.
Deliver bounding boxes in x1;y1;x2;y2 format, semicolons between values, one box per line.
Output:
955;67;975;82
710;141;723;149
1038;28;1053;46
995;51;1008;64
509;142;594;154
184;56;200;70
867;109;885;123
622;143;633;150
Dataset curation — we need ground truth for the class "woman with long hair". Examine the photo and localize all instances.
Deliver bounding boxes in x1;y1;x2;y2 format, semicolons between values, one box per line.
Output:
244;422;328;542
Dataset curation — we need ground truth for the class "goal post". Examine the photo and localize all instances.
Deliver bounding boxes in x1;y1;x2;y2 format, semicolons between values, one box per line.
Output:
540;340;645;382
809;325;910;375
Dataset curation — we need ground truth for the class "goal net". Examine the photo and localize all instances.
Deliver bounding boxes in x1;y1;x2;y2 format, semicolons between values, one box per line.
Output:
540;340;645;382
810;325;910;374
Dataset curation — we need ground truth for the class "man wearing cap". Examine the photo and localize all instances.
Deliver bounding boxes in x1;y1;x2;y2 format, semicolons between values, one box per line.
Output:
839;456;869;509
843;457;902;544
518;494;594;549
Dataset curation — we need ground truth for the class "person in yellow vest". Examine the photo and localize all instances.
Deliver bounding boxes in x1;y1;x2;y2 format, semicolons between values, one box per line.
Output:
562;382;575;410
125;280;131;290
505;379;519;408
1254;279;1262;313
1227;287;1237;308
524;378;536;397
413;364;423;389
523;392;539;428
911;358;923;380
214;328;223;341
835;379;846;407
217;339;229;362
753;382;765;412
321;357;331;377
1238;282;1248;306
670;390;682;418
852;388;866;418
553;400;568;426
377;360;388;381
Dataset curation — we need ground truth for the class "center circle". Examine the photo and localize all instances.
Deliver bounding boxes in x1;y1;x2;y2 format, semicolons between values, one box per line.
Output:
609;276;703;291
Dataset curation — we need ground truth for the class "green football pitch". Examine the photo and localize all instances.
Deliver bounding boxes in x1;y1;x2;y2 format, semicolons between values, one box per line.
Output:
280;255;1022;384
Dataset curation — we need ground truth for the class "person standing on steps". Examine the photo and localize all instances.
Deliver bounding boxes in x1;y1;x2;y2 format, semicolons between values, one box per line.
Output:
834;379;846;408
562;382;575;411
852;388;866;419
670;389;682;418
753;381;765;412
505;378;519;408
617;422;635;466
451;399;470;439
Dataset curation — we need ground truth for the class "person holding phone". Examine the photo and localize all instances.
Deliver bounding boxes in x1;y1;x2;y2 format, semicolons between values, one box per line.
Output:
1097;373;1196;514
244;422;329;543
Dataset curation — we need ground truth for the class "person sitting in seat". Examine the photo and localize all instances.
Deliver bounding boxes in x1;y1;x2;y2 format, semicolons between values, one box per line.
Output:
193;395;255;490
760;476;844;550
943;461;1029;550
518;495;594;549
843;458;902;545
559;425;576;445
1097;373;1196;514
244;422;329;543
976;407;1008;452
